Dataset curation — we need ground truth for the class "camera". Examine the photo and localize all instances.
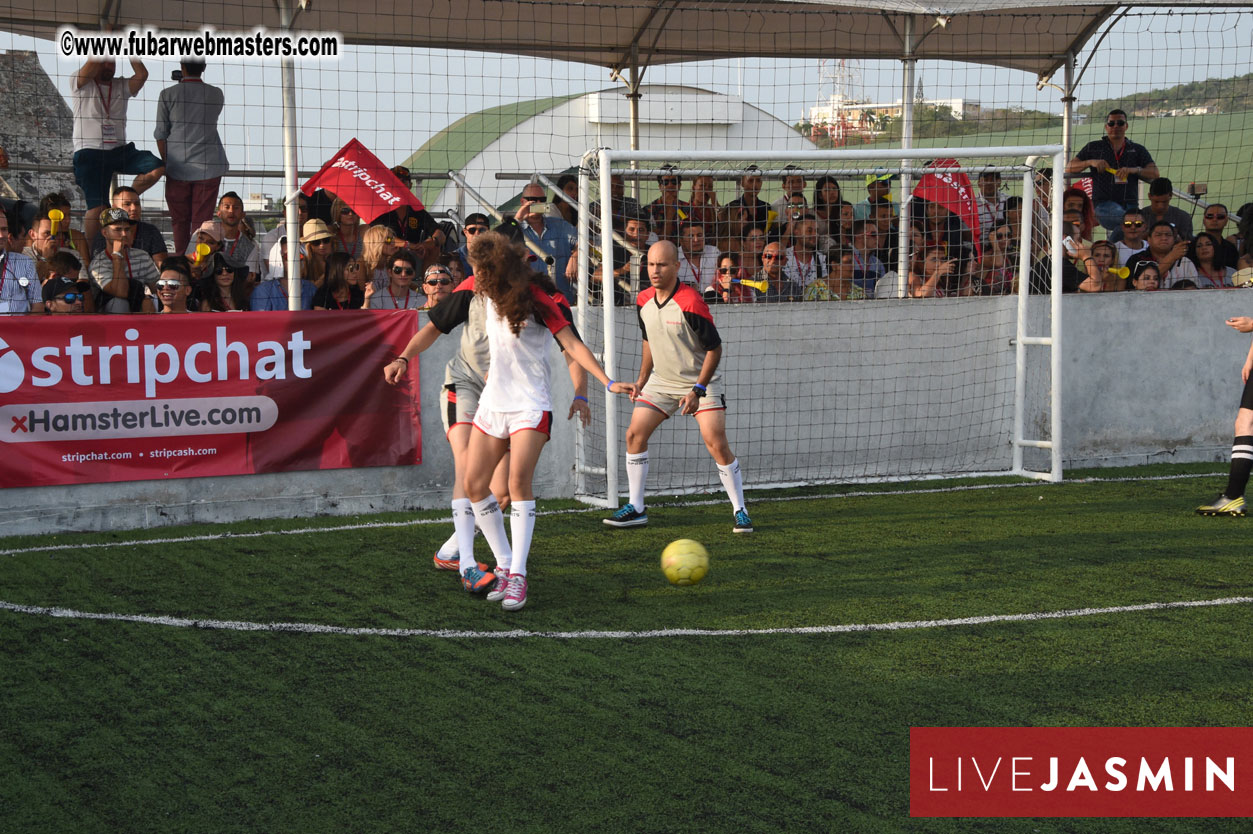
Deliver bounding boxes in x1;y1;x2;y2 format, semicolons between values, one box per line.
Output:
171;69;183;81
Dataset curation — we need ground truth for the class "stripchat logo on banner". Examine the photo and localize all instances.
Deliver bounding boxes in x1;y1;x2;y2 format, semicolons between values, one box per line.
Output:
0;326;298;441
910;727;1253;818
0;313;420;487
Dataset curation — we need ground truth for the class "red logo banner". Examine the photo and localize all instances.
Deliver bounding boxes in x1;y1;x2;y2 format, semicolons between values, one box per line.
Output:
0;311;421;487
912;158;982;259
911;727;1252;817
300;138;424;224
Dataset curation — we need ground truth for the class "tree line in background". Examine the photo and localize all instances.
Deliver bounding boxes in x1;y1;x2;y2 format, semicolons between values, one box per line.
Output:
1079;72;1253;118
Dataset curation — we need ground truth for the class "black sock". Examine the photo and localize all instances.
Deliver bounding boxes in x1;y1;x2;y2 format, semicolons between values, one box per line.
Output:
1225;435;1253;498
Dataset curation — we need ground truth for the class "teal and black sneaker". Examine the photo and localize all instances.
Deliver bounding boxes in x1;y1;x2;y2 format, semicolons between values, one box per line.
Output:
733;508;754;533
604;503;648;528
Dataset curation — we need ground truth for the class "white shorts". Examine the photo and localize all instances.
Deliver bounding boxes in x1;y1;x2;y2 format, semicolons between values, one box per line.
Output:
472;408;554;440
635;379;726;418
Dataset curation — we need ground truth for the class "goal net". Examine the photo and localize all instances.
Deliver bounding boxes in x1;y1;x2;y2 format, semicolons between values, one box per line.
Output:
571;147;1063;507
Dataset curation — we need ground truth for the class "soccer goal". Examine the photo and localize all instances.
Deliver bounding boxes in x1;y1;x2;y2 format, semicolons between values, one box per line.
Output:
571;146;1065;508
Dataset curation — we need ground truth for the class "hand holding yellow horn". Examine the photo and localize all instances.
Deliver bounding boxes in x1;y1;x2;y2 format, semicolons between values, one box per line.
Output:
49;208;64;236
194;243;211;266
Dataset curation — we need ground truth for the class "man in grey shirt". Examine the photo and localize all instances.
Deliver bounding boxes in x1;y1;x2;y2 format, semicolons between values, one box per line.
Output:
155;60;229;256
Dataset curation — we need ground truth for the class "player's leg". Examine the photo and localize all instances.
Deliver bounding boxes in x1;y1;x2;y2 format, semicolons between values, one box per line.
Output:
436;422;475;571
494;424;550;611
694;405;752;532
462;419;513;592
605;404;668;527
1198;403;1253;516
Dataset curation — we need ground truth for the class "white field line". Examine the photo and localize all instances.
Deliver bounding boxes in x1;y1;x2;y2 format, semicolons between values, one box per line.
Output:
0;470;1221;558
0;596;1249;641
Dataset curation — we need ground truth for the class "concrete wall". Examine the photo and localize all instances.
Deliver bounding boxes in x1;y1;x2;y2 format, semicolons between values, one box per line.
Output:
0;329;580;536
1;291;1242;535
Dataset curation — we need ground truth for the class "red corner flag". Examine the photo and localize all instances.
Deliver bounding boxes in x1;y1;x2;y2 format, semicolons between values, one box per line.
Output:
300;139;423;224
912;158;981;259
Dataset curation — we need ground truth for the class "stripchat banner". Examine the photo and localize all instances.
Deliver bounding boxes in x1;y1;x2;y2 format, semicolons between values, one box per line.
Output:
0;311;421;487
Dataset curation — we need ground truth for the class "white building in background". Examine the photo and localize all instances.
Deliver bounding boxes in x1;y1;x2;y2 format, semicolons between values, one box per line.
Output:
809;95;982;127
242;193;274;213
407;84;817;213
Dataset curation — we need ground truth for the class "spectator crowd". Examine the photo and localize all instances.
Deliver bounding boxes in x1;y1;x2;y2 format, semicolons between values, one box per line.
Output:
2;60;1250;317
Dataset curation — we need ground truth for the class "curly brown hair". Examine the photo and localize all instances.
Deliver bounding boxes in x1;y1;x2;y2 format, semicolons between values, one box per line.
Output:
468;230;542;335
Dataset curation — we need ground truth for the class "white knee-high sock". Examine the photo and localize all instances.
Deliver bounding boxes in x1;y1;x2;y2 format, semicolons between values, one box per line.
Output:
451;498;476;571
716;458;746;512
472;497;513;573
509;500;536;577
627;451;648;510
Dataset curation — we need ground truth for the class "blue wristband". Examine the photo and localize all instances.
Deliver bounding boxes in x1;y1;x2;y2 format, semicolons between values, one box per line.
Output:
573;395;588;403
692;383;707;392
606;379;615;392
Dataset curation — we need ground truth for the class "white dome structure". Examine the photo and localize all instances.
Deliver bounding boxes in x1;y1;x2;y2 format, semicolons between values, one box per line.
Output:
405;84;818;213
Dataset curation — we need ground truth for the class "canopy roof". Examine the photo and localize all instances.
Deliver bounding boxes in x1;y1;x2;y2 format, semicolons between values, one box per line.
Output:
3;1;1232;79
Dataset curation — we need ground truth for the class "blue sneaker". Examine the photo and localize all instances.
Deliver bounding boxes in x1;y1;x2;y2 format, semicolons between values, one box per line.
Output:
733;508;754;533
604;503;648;528
461;564;495;593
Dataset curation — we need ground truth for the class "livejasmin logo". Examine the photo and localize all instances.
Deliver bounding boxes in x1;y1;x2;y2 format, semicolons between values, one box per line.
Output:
927;752;1234;793
0;326;312;399
910;727;1251;818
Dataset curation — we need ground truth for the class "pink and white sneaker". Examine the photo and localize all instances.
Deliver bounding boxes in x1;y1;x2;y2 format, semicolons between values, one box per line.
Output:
485;568;511;602
501;573;528;611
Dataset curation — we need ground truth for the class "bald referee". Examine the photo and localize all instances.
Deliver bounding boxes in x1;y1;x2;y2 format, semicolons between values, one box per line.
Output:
605;240;753;533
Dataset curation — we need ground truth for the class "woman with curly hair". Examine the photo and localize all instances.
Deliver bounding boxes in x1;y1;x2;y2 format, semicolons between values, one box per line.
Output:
383;231;632;611
1188;231;1235;289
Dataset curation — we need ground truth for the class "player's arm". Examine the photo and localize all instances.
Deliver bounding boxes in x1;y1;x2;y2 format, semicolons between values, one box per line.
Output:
678;345;722;416
565;353;591;425
635;339;654;394
553;326;634;398
384;319;442;385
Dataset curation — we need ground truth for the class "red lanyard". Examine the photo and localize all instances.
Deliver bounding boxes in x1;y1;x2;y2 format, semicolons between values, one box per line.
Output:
95;80;114;113
224;237;239;256
338;229;359;258
686;252;701;286
1111;141;1125;170
388;287;410;309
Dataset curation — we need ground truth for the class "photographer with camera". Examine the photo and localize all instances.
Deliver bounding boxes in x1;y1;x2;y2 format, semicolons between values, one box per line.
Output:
498;180;577;303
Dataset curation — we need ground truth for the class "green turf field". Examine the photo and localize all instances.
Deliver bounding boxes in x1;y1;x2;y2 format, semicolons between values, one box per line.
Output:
3;465;1252;832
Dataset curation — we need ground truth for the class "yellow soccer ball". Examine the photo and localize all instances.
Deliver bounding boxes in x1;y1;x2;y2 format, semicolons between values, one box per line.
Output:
660;539;709;586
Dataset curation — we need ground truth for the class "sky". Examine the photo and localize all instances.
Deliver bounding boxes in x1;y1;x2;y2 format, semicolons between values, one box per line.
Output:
6;7;1250;209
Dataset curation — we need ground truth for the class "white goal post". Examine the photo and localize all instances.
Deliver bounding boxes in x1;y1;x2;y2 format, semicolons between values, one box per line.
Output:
571;146;1065;509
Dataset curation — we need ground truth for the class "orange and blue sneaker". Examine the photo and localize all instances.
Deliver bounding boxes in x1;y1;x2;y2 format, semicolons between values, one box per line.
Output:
433;551;460;571
461;563;495;593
